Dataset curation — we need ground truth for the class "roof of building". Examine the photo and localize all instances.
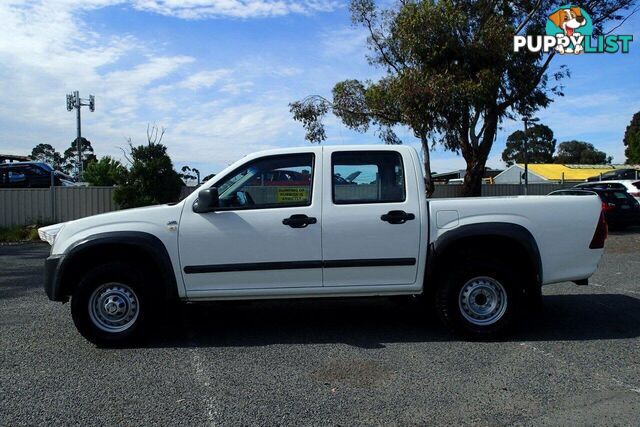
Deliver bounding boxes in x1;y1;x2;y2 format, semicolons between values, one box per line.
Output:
514;164;618;181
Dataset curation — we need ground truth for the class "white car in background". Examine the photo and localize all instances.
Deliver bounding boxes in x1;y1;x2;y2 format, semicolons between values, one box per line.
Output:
575;180;640;201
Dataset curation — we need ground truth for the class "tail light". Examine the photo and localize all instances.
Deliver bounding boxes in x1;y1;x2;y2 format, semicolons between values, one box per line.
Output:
589;211;608;249
601;202;616;212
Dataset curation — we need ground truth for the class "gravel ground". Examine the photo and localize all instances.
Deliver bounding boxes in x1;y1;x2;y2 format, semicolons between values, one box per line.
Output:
1;228;639;426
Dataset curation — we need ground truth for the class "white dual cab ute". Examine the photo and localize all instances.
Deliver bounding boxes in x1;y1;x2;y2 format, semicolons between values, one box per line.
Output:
40;145;608;345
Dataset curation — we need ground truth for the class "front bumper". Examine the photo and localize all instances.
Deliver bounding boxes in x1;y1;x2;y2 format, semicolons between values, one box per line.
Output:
44;255;67;302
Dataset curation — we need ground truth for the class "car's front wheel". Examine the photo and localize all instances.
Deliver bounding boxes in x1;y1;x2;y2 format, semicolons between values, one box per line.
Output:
435;260;521;340
71;262;151;346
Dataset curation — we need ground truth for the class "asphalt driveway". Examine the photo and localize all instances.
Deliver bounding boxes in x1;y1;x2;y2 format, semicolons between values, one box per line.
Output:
1;229;640;425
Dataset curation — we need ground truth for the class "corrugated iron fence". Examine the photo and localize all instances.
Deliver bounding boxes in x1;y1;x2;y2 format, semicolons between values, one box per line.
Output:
1;183;575;227
0;187;117;227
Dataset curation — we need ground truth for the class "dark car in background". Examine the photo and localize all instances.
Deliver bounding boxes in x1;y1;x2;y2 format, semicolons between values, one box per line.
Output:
586;168;640;182
0;162;75;188
575;180;640;202
549;187;640;229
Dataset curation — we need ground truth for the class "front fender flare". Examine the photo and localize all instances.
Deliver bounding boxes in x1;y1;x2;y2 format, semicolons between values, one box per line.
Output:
44;231;178;302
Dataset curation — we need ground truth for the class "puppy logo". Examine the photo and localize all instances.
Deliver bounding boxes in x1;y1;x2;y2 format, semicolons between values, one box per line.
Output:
514;4;632;54
546;6;592;54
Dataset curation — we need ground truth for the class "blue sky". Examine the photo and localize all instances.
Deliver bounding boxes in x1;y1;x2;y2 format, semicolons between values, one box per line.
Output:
0;1;638;179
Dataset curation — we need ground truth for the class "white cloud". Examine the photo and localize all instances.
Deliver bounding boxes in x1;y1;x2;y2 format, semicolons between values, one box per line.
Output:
131;0;341;19
0;1;299;166
220;81;255;94
112;96;303;174
0;0;339;167
0;1;196;170
178;69;232;90
321;26;368;57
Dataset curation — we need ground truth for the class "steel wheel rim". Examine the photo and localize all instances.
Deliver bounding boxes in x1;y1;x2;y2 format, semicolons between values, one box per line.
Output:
458;276;508;326
88;283;139;333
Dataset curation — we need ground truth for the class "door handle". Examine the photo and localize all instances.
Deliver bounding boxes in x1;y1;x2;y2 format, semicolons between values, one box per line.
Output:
283;214;317;228
381;210;415;224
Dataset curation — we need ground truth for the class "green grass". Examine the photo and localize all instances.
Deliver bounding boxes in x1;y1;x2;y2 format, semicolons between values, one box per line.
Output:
0;225;42;243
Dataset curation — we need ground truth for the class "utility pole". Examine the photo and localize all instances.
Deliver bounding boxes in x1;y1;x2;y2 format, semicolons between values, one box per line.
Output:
66;91;95;179
522;116;539;195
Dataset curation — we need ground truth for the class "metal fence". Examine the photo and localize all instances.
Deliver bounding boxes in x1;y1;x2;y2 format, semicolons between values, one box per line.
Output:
1;183;576;227
0;187;117;227
431;183;575;198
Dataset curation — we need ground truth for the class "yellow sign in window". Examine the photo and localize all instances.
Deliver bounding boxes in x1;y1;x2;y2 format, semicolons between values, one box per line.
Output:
277;187;309;203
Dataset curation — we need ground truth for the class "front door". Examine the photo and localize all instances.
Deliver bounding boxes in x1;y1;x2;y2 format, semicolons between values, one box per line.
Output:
321;148;422;287
179;151;322;296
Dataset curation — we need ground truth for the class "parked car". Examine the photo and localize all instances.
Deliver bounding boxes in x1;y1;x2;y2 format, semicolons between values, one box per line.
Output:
39;145;606;345
246;169;311;187
575;180;640;202
586;168;640;182
549;188;640;228
0;162;75;188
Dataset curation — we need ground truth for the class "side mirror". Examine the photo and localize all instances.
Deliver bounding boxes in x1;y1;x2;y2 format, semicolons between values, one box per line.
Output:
193;187;219;213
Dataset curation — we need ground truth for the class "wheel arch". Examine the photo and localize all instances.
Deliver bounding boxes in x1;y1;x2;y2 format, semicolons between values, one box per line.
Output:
426;222;543;292
55;231;178;302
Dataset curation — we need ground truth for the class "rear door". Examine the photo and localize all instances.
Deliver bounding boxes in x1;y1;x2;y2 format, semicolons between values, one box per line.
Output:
321;147;422;287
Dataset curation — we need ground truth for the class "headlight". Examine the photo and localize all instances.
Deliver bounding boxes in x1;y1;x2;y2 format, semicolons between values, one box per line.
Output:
38;223;66;246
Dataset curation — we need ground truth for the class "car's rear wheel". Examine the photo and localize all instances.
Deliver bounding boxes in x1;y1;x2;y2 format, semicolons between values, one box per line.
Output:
71;262;151;346
435;260;522;340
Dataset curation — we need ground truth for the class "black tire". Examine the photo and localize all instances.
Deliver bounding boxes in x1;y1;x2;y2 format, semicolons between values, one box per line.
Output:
71;261;153;347
435;260;522;340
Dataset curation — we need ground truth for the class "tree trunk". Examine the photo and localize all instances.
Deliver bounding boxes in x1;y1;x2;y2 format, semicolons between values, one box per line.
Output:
460;108;498;197
419;132;435;197
462;158;486;197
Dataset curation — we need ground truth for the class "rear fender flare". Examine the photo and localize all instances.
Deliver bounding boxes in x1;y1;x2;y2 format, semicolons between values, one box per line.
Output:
428;222;543;286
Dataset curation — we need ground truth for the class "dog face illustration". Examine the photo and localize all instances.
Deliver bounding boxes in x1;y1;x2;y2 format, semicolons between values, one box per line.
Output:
548;7;587;36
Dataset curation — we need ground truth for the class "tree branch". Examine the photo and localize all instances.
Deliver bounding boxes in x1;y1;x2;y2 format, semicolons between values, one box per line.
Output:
117;143;133;165
469;109;481;147
605;4;640;34
499;50;556;111
302;94;403;125
362;14;402;74
514;0;543;35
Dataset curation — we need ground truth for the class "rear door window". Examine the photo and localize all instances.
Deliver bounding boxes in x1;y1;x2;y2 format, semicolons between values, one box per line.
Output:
332;151;405;204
